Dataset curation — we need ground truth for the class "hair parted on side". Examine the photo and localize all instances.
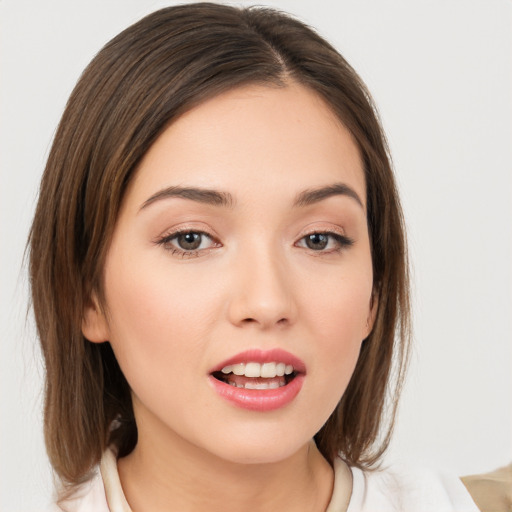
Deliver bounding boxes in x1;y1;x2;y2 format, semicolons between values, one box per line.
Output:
29;1;410;493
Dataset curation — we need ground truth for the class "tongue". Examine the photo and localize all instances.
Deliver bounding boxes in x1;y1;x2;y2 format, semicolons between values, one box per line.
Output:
225;374;287;387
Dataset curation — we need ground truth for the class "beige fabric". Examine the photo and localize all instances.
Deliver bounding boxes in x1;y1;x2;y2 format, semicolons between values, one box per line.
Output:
100;449;132;512
56;447;484;512
325;457;352;512
461;463;512;512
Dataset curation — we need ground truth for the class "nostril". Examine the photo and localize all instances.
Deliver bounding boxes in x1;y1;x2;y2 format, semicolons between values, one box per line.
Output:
241;316;289;327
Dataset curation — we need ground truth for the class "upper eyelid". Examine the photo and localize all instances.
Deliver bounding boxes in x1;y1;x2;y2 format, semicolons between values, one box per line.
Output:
297;225;349;239
155;225;218;242
167;228;214;238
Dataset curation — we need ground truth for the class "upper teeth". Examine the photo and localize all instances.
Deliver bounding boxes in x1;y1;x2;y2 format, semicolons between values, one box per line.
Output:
221;362;294;378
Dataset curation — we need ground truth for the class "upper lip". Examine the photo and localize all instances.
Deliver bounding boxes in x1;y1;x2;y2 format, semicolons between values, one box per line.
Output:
210;348;306;374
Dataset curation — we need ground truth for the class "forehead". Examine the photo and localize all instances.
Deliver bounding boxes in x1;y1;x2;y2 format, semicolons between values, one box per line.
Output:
127;82;366;211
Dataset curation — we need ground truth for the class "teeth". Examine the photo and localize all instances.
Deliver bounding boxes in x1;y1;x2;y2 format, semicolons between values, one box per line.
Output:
244;362;261;378
228;380;285;389
261;362;277;378
220;362;295;378
232;364;245;375
245;382;265;390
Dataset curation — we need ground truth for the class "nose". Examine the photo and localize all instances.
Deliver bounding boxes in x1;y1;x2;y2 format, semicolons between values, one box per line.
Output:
226;245;298;330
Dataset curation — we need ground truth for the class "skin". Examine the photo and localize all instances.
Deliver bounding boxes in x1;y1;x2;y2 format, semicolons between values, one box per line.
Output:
83;82;375;512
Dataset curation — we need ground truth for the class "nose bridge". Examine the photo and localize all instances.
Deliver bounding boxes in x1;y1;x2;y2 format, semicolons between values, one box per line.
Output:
227;237;297;329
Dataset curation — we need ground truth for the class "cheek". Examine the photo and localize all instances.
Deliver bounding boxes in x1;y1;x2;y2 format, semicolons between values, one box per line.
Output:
302;264;373;341
300;263;373;392
102;254;221;377
313;288;367;378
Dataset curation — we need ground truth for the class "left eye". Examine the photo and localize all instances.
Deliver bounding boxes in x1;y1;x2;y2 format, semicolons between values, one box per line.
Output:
297;232;353;252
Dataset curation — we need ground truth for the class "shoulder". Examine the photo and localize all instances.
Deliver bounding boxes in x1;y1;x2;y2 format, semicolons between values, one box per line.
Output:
461;463;512;512
341;460;480;512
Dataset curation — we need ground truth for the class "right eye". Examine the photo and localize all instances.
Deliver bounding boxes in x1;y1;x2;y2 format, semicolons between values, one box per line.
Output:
155;230;219;257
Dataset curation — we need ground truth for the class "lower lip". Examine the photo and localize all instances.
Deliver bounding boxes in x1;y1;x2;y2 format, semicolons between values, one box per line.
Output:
208;374;305;412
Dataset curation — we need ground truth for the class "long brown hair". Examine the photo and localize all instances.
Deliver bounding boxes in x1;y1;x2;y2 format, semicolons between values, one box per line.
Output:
29;1;410;492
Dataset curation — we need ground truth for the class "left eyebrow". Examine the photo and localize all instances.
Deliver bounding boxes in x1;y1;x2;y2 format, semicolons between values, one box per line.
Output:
293;183;364;209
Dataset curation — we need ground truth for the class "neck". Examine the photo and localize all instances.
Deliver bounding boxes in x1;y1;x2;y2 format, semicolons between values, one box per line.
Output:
117;424;338;512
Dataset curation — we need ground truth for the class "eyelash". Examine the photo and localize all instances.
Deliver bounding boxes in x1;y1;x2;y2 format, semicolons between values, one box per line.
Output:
155;229;220;258
296;231;354;254
155;229;354;258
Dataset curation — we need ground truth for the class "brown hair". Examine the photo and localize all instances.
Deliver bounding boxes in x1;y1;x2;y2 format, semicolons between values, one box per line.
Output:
29;1;410;492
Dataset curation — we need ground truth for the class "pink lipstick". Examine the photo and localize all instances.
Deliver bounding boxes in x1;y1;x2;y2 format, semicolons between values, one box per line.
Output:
208;349;305;412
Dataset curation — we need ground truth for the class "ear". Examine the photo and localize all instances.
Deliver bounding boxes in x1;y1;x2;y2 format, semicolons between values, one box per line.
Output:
363;291;379;339
82;293;109;343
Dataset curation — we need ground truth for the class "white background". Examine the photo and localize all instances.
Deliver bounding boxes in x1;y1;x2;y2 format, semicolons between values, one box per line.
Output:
1;1;511;510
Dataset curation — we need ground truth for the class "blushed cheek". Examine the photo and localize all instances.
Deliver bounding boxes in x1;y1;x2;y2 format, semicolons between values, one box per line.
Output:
310;276;372;339
105;263;222;366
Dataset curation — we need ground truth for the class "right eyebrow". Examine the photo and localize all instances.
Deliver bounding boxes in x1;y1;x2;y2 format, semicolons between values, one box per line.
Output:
140;186;235;211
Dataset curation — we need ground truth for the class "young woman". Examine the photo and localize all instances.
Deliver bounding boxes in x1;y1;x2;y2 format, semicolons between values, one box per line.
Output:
28;3;504;511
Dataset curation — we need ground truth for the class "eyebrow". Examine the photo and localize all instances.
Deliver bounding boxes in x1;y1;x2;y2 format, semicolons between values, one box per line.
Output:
140;182;364;211
140;186;235;210
293;183;364;209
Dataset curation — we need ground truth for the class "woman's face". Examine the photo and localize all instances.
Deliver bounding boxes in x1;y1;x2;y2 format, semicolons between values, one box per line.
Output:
84;82;375;464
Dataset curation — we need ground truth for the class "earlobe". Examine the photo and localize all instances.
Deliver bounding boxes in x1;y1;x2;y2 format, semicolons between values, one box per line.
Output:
82;295;109;343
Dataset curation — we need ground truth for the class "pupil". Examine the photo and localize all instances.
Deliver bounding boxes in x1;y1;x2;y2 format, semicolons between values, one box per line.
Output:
178;232;201;250
306;233;328;250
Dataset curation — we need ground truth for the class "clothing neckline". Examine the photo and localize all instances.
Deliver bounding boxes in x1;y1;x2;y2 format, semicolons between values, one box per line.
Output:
96;448;479;512
99;448;352;512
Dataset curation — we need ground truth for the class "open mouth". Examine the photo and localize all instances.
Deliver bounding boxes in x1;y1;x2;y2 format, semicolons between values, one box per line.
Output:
212;361;298;390
209;353;305;411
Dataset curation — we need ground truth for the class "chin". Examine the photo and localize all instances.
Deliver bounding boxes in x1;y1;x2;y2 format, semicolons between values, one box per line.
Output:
197;424;314;466
214;444;305;466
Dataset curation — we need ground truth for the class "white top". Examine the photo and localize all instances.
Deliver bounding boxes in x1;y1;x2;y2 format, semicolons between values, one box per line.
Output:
53;449;480;512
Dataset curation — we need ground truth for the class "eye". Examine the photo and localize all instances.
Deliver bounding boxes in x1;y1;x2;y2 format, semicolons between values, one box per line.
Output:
304;233;329;250
174;232;205;251
296;232;354;252
155;230;218;257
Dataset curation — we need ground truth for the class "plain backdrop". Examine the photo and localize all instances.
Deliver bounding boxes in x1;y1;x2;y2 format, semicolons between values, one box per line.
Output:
1;0;511;510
